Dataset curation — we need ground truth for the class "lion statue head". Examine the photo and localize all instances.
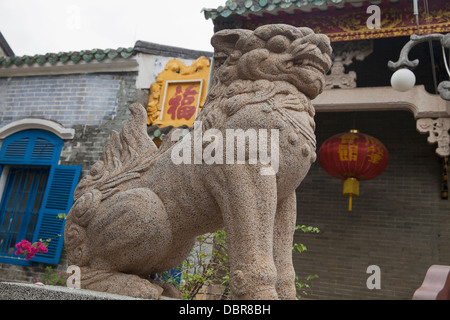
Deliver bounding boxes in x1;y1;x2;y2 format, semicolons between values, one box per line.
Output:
210;24;332;100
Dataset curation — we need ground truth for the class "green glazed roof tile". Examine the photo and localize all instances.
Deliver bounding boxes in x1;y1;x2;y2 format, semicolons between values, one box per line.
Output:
311;0;327;5
236;7;247;14
25;56;35;65
229;1;238;10
221;9;233;17
280;2;293;8
95;52;107;61
250;4;262;12
203;0;346;19
120;51;133;59
14;59;23;67
0;47;136;69
36;56;47;65
82;53;94;62
70;54;81;63
59;54;70;64
107;51;119;60
48;54;59;65
2;59;12;67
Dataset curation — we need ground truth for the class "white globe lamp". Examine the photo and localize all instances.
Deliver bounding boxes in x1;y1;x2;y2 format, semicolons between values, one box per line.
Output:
390;68;416;92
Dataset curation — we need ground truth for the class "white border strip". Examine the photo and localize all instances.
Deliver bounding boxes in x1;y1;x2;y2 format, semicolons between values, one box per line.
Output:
0;118;75;140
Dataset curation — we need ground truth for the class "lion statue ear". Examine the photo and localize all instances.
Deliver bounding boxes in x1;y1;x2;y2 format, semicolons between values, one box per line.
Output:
211;29;253;55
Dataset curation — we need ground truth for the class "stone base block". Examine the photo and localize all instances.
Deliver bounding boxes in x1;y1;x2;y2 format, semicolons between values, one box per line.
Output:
0;281;144;300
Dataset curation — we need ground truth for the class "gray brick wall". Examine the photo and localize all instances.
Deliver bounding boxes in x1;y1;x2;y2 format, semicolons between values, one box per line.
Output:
0;74;121;128
59;72;148;177
294;110;450;300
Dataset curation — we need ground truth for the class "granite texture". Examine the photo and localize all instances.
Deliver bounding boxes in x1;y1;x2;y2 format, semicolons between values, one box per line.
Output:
64;24;332;300
0;281;143;300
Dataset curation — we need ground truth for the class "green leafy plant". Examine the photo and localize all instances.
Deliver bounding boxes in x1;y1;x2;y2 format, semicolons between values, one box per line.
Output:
56;213;67;220
295;274;319;297
158;224;319;300
33;266;68;286
293;224;320;299
155;230;230;300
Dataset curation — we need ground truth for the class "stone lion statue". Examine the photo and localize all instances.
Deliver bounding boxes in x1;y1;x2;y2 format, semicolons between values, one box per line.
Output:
64;24;332;300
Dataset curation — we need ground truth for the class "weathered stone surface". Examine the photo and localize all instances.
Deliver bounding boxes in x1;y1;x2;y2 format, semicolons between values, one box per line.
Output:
64;24;332;300
0;281;143;300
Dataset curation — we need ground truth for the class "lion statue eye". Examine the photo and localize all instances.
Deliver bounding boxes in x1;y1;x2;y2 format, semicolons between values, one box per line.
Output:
267;35;290;53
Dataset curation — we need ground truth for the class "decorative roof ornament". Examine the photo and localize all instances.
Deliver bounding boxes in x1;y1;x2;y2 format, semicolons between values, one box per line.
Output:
325;40;373;89
204;1;450;43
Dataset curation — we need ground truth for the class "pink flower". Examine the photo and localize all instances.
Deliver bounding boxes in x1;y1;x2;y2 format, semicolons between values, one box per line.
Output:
14;239;49;260
15;240;29;249
39;245;48;254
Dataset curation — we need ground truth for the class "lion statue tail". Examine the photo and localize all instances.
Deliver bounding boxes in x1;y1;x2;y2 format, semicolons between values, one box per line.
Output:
64;103;160;266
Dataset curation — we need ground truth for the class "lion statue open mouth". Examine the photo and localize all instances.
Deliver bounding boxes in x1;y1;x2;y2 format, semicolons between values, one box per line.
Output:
210;24;331;99
64;24;332;300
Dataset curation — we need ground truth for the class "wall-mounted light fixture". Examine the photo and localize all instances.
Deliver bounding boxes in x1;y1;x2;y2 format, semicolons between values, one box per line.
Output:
388;0;450;100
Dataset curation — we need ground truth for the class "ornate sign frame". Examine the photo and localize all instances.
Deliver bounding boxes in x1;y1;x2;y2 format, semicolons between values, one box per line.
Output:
158;79;204;126
147;57;210;128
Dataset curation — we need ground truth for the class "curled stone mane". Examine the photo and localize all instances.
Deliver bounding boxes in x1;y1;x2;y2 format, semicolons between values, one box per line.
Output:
196;24;331;133
209;24;332;99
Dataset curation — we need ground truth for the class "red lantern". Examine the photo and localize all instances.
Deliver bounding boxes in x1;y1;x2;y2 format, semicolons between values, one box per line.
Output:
318;130;389;211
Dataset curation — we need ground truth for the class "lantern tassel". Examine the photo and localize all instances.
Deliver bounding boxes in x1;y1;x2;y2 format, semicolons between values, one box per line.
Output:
343;178;359;212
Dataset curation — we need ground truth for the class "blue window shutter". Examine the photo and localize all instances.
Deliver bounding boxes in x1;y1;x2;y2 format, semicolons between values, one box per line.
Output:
0;130;62;165
31;165;81;264
31;137;59;163
3;137;29;161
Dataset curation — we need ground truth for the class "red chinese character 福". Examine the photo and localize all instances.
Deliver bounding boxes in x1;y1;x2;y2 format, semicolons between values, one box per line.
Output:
167;85;198;121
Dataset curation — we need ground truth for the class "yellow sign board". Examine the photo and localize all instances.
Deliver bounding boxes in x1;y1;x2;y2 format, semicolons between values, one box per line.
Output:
147;57;210;128
159;80;203;125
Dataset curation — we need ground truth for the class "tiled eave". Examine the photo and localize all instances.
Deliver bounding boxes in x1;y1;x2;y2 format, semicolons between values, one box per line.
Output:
0;48;138;77
0;42;214;78
202;0;384;20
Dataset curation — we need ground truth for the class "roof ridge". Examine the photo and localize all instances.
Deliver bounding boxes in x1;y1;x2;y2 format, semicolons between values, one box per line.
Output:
0;32;15;57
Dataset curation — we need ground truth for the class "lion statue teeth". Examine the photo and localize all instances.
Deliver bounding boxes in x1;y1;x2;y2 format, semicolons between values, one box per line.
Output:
64;24;332;300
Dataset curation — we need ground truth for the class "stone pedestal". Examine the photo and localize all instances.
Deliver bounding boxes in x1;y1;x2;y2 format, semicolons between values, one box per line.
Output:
0;281;145;300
